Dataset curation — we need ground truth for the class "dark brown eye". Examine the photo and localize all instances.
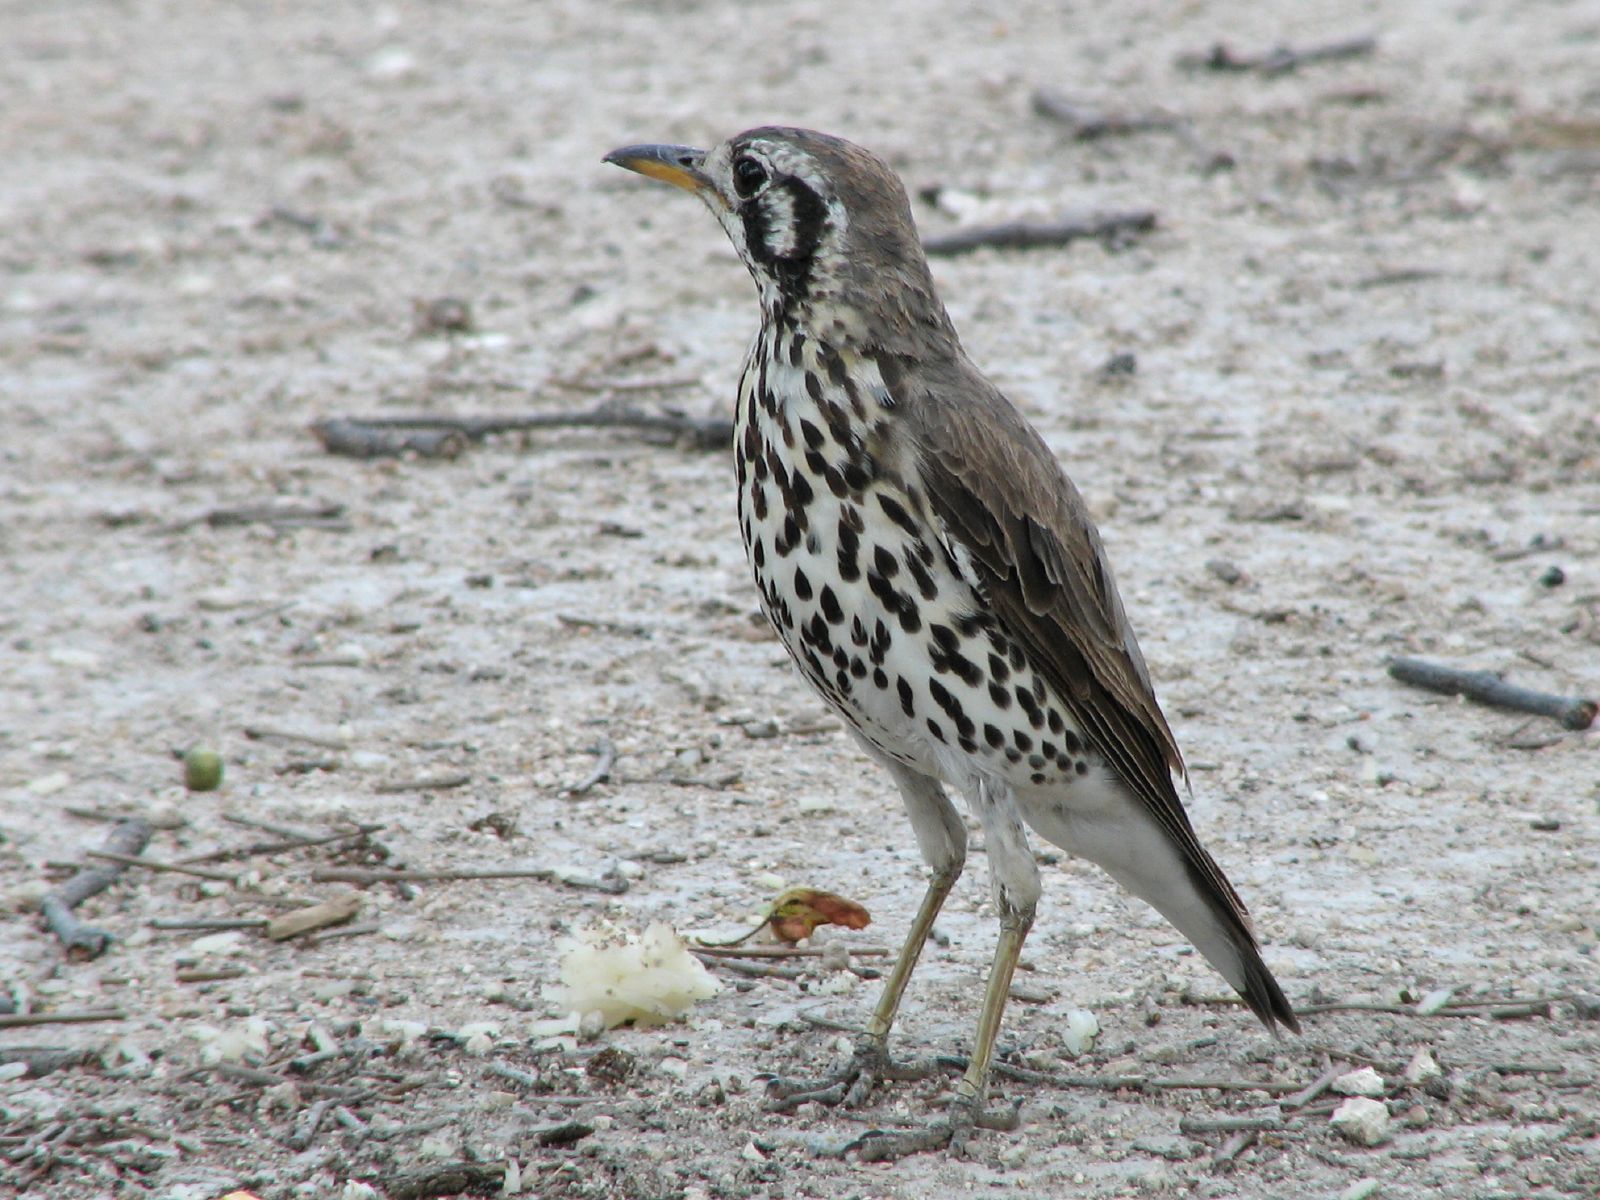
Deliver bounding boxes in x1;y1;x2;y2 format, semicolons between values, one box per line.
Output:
732;156;768;199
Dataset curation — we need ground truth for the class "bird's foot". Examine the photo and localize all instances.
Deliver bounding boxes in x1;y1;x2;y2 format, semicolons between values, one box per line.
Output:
851;1093;1021;1162
764;1034;947;1111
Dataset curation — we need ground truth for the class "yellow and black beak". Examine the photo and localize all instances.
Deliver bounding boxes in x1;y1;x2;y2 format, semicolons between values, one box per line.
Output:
603;142;717;201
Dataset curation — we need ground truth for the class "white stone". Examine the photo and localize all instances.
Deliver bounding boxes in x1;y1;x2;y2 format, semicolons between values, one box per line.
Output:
1331;1096;1391;1146
1403;1049;1442;1085
1333;1067;1386;1097
190;931;244;956
1062;1009;1099;1056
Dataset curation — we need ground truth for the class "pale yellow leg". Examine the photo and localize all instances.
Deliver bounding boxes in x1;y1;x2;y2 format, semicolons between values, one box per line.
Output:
954;908;1033;1105
864;861;960;1041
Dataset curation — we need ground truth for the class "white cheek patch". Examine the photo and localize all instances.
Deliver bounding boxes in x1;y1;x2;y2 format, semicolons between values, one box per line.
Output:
761;187;798;258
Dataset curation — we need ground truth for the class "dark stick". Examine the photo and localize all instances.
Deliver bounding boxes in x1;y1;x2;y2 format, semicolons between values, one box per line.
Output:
1387;657;1596;731
178;823;383;865
309;419;470;460
311;865;628;894
0;1047;97;1077
922;211;1156;257
288;1099;332;1151
1031;89;1184;140
692;953;806;981
382;1161;505;1200
311;406;733;458
0;1009;127;1028
84;848;238;882
1180;35;1377;76
373;775;471;794
201;501;349;531
39;819;153;959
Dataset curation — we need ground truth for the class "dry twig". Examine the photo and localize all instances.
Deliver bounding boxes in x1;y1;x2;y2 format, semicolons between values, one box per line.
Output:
312;406;732;458
179;823;382;865
84;849;237;883
198;501;349;532
563;737;617;796
312;865;628;894
689;945;890;959
0;1009;127;1029
1387;656;1595;730
39;819;153;959
1031;89;1184;139
1180;35;1377;76
382;1161;505;1200
922;211;1155;257
0;1047;97;1077
374;774;471;794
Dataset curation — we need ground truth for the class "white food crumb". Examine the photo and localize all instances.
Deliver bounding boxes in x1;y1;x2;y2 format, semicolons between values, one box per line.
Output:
544;922;719;1029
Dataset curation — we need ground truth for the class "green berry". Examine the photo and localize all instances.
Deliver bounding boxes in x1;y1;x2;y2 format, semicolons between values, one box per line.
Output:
183;748;224;792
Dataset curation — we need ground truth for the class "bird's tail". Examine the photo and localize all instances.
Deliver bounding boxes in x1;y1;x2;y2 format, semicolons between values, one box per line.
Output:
1028;800;1300;1034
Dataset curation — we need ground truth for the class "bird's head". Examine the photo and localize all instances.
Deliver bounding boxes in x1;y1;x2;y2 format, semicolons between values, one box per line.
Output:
605;126;947;343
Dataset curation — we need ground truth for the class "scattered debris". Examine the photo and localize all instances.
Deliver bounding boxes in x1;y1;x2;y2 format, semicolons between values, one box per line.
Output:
412;296;474;336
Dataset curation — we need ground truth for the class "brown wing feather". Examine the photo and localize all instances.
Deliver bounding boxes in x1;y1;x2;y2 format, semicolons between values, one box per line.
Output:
904;359;1252;922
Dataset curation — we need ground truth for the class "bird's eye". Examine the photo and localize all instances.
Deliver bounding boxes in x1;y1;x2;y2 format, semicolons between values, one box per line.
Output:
732;156;768;199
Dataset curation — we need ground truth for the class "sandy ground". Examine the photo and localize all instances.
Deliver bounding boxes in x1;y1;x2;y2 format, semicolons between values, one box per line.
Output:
3;0;1599;1196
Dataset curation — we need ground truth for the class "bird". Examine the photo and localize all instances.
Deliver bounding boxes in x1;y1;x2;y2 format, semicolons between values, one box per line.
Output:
604;127;1299;1159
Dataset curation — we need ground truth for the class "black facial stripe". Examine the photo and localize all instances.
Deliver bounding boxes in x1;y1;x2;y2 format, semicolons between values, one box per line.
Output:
741;176;828;303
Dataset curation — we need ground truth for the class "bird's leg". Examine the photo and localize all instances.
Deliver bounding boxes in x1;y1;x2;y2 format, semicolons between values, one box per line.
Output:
767;762;965;1110
853;780;1039;1161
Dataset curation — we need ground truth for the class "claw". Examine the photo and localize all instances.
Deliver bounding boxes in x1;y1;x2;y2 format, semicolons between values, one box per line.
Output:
766;1033;947;1111
848;1095;1020;1162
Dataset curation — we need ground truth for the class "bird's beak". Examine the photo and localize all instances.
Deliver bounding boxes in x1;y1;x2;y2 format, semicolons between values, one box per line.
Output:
603;142;720;204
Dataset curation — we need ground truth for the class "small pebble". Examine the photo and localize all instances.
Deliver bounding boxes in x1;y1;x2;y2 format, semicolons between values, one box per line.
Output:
1538;565;1565;588
1205;558;1244;586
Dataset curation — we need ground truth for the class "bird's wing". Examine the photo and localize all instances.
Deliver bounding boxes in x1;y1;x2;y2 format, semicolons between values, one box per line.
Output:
906;360;1251;917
